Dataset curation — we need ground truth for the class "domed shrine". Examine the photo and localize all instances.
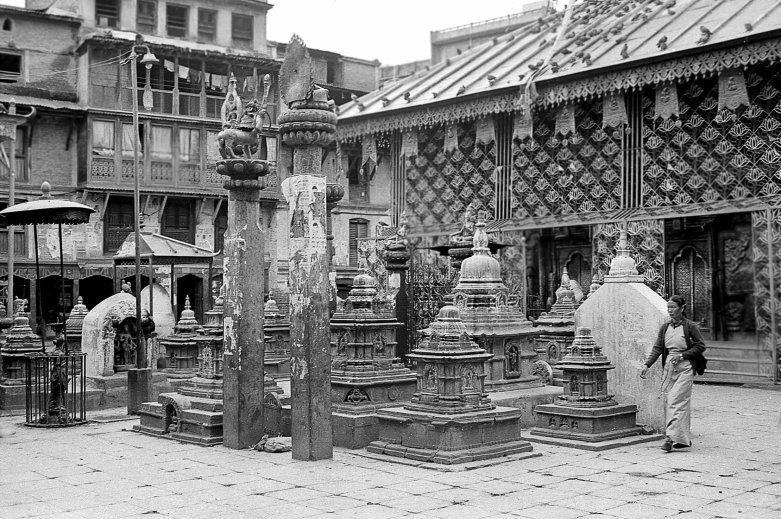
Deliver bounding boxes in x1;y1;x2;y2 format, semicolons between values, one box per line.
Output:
330;272;416;448
368;305;536;465
450;214;542;391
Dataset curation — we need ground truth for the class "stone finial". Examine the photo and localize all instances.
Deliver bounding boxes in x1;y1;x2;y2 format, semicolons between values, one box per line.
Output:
550;270;576;316
175;295;199;333
605;228;644;283
588;274;602;297
264;296;280;317
566;327;603;357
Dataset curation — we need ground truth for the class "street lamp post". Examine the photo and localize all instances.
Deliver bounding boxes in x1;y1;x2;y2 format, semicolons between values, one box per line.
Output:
123;40;158;414
0;101;34;319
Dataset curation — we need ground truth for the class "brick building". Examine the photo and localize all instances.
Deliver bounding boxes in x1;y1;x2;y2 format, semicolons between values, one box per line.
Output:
1;0;382;334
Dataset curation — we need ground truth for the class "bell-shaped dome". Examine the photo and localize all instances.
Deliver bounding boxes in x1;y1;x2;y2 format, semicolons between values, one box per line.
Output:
458;215;501;283
608;230;639;277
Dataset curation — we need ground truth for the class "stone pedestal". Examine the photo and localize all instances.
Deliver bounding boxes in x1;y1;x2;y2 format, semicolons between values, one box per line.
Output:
368;306;535;465
279;37;337;461
530;327;657;450
535;271;577;386
575;231;667;432
263;297;290;379
330;272;416;449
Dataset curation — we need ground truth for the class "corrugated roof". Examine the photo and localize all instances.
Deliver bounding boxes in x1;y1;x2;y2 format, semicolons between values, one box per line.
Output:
339;0;781;127
113;231;217;265
81;30;281;68
0;93;82;112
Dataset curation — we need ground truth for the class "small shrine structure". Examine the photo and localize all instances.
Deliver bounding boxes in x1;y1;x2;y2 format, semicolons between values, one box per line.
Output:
450;214;542;392
330;272;416;449
529;327;660;450
65;296;89;353
160;296;200;386
263;296;290;378
535;270;577;386
0;298;42;410
368;305;536;465
135;291;226;444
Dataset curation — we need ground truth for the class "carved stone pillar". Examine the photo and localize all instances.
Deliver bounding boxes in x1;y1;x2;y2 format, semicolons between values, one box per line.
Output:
278;36;337;461
220;158;271;449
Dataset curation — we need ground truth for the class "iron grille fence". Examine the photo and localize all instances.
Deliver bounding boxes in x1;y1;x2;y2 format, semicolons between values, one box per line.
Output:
24;352;87;428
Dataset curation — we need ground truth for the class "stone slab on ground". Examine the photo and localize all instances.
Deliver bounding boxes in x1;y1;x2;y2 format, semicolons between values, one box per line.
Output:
523;430;665;451
489;384;563;427
1;384;780;518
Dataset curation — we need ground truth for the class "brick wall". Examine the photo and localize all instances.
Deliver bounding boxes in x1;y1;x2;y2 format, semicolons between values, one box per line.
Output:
28;115;77;188
0;10;80;100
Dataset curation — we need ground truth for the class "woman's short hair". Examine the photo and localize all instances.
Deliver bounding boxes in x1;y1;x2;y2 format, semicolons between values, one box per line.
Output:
668;294;686;308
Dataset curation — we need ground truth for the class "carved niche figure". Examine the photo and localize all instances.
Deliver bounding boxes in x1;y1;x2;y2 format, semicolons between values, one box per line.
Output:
336;331;350;355
345;388;370;403
461;367;476;390
505;342;521;377
373;334;386;355
114;317;137;369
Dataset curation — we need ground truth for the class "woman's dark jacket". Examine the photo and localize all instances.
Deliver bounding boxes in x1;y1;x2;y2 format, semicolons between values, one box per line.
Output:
645;318;708;376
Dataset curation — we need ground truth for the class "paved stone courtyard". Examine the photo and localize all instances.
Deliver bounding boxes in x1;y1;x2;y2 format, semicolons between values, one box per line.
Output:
1;383;780;518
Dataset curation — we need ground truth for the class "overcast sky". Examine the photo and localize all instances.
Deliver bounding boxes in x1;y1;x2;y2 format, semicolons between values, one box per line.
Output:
0;0;544;64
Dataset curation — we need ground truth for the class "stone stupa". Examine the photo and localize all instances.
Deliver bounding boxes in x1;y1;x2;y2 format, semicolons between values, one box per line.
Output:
368;305;537;465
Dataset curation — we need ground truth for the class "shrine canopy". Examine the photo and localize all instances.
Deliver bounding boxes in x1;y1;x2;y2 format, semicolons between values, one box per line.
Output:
338;0;781;138
112;231;217;267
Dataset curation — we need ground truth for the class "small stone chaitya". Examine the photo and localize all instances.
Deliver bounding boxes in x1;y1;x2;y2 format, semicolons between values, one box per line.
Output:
65;296;89;353
535;270;577;386
160;296;200;385
330;272;416;449
450;214;542;391
530;327;650;448
135;292;225;445
263;296;290;378
368;305;535;465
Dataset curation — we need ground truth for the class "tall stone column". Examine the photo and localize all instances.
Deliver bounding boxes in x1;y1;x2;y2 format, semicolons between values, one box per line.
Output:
217;73;274;449
278;36;337;460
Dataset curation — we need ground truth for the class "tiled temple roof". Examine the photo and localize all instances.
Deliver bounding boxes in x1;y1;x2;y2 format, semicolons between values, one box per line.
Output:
339;0;781;140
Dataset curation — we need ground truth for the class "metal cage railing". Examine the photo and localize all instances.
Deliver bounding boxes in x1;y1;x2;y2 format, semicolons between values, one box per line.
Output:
24;352;87;428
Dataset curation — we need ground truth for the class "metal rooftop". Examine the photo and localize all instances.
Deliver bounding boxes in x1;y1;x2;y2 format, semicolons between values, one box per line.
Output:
339;0;781;136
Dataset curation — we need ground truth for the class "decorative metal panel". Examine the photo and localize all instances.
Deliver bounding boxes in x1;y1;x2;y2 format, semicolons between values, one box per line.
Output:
512;99;622;219
643;62;781;208
593;219;665;294
407;250;457;350
406;120;496;227
752;209;781;380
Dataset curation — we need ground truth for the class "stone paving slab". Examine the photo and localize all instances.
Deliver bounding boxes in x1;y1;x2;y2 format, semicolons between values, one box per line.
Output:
1;384;780;518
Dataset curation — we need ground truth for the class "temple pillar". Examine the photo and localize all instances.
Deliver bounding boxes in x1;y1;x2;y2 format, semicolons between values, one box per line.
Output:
278;36;337;461
218;73;274;450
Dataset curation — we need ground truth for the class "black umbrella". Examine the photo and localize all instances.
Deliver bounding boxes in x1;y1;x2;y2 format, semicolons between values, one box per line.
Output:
0;182;95;352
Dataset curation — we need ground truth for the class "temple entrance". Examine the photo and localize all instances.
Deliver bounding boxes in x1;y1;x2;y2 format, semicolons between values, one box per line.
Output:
113;316;138;372
177;274;203;322
79;275;113;310
665;213;765;382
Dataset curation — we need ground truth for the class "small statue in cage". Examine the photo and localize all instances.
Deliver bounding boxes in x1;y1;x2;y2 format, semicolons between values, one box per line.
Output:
47;325;70;422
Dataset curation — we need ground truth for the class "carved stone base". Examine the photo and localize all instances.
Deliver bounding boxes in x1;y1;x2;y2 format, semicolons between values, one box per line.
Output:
367;405;532;465
529;402;646;445
134;392;223;446
488;385;563;427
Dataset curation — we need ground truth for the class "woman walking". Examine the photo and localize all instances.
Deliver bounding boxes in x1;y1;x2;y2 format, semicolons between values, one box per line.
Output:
640;295;707;452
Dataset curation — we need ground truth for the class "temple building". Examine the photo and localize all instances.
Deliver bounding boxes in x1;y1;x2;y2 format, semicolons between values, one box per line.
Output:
339;0;781;384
